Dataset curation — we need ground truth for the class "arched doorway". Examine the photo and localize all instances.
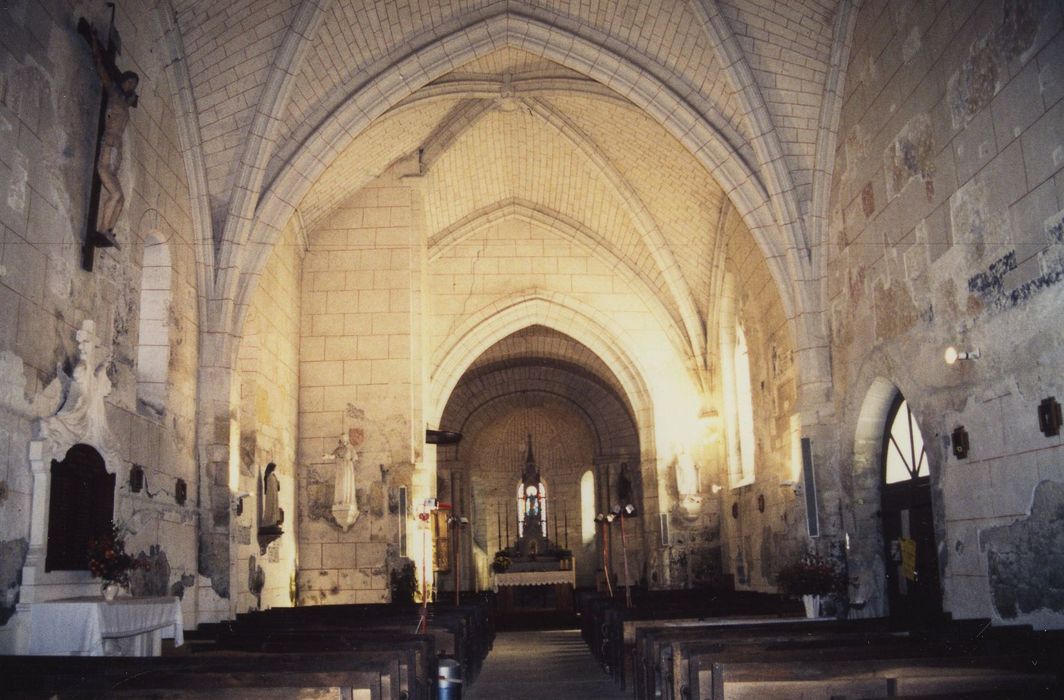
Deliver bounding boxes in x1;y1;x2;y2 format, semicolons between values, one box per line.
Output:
880;394;942;619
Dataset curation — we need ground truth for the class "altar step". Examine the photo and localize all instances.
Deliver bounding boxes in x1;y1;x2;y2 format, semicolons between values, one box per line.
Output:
466;628;627;699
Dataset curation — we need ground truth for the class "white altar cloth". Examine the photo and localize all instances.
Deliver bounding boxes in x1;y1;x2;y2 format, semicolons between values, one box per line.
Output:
492;569;576;592
28;595;184;656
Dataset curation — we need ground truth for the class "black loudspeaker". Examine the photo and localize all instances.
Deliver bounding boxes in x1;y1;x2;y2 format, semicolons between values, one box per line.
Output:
1038;397;1062;437
951;426;969;459
129;464;144;493
801;437;819;538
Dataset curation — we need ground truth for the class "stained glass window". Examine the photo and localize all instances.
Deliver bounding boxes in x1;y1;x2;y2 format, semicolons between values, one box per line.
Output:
516;479;547;537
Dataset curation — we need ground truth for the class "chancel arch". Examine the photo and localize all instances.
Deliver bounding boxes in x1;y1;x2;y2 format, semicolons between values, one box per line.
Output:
436;325;643;593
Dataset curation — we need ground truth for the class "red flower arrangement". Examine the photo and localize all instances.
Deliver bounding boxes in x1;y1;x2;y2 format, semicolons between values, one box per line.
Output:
776;552;842;597
86;521;141;587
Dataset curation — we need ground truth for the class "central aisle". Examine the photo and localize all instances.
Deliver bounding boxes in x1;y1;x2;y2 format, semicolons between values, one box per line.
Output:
466;629;629;699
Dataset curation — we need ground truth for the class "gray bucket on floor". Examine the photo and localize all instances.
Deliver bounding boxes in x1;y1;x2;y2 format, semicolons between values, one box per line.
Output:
438;656;462;700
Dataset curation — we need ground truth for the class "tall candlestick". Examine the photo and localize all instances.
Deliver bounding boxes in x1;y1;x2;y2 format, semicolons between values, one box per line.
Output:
496;505;502;551
505;500;510;545
564;505;568;549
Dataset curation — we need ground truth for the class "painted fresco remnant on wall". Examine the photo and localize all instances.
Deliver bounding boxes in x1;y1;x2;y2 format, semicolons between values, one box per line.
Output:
130;545;170;597
982;480;1064;618
948;0;1042;129
951;179;1008;255
884;113;935;200
873;279;920;343
861;182;875;218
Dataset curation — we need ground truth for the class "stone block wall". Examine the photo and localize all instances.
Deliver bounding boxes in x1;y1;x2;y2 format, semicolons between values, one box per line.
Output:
828;0;1064;625
715;209;802;592
234;220;302;611
441;400;599;589
297;171;417;605
0;0;204;647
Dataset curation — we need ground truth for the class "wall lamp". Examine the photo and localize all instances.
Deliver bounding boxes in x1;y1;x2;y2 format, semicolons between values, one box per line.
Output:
944;346;980;364
233;491;250;515
779;479;801;495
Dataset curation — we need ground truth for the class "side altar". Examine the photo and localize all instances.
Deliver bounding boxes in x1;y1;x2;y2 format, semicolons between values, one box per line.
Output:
491;436;575;618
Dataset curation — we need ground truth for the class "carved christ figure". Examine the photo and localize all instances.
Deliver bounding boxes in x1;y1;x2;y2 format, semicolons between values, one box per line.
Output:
43;320;114;456
323;433;360;530
81;19;138;247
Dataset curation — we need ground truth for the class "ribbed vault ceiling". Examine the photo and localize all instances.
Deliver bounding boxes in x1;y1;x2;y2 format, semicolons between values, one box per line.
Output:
297;46;732;337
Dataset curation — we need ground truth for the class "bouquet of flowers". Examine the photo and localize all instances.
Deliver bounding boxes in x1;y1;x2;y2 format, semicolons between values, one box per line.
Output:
776;552;841;597
491;552;512;573
86;521;140;588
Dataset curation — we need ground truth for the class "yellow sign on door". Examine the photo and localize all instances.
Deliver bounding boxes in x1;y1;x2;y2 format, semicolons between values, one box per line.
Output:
900;537;916;581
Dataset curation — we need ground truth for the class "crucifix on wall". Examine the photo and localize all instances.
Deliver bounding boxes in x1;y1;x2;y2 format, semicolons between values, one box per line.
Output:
77;6;139;271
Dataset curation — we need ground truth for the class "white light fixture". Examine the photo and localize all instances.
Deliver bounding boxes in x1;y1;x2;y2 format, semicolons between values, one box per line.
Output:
944;346;980;365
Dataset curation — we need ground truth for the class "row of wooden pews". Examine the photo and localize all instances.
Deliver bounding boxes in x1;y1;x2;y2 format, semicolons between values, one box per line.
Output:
580;589;1063;699
3;595;495;699
578;587;802;689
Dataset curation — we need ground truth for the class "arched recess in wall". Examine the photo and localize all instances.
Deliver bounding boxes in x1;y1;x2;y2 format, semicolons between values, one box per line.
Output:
136;234;172;417
880;393;942;620
849;377;903;618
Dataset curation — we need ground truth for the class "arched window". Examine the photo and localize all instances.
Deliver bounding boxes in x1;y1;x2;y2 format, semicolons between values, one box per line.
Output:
884;396;928;483
580;470;595;544
516;479;547;537
730;323;756;486
136;235;171;416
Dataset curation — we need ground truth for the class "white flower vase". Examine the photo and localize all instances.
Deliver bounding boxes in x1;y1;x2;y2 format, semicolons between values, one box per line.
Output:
102;582;120;601
802;594;820;618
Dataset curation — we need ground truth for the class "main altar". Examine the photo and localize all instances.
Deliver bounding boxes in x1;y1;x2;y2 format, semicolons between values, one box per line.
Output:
492;436;575;619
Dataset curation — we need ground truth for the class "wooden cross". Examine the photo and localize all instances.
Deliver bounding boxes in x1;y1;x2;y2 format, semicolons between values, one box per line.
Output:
77;5;137;271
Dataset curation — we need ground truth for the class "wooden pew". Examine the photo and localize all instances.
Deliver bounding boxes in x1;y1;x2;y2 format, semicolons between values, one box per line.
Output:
200;628;433;699
704;653;1058;699
585;588;803;688
232;599;494;682
0;652;401;699
679;632;1062;700
223;604;488;685
637;617;889;700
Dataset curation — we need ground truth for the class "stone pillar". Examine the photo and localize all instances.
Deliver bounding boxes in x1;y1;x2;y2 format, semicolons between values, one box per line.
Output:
195;330;241;616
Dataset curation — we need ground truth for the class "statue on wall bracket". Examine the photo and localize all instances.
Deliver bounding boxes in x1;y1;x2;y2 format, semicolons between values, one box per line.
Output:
674;443;703;509
77;7;139;271
323;431;361;531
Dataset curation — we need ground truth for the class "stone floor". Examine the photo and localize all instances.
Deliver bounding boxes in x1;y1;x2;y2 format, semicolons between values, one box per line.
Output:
464;628;629;699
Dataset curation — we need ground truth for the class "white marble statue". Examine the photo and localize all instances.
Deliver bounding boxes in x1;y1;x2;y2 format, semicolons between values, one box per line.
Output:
39;320;118;466
675;444;701;502
323;433;360;530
